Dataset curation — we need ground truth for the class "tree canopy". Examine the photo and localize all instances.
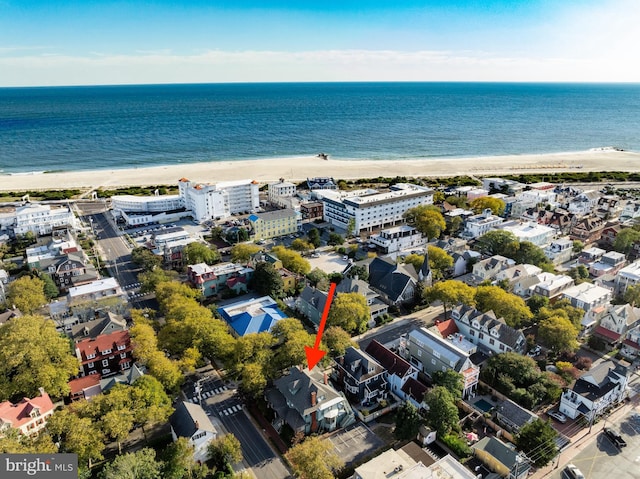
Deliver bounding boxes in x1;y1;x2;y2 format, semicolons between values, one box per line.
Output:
432;370;464;401
613;227;640;255
327;292;370;334
475;285;533;328
183;241;220;265
424;386;459;437
538;315;579;353
251;261;285;298
272;245;311;275
423;280;476;318
6;276;47;314
475;230;519;258
0;314;79;401
230;243;262;263
427;245;453;280
99;448;162;479
287;436;344;479
516;419;558;468
394;401;424;440
469;197;506;216
403;205;446;240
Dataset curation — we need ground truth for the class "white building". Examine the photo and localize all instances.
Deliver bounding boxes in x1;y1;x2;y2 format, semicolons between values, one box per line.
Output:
510;189;558;218
111;194;183;213
561;283;613;312
499;221;556;247
461;209;504;240
317;183;434;233
268;179;297;207
11;203;77;236
169;401;218;463
615;260;640;296
178;177;260;223
567;190;600;216
368;225;426;253
620;201;640;223
530;273;574;300
544;238;573;264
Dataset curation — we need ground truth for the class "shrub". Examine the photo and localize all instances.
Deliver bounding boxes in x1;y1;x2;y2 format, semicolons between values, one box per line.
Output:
574;356;592;370
441;433;471;458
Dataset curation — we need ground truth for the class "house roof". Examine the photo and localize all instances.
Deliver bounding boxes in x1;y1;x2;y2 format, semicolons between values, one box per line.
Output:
452;306;525;350
473;436;529;472
573;360;628;401
270;367;343;418
169;401;216;438
365;340;414;378
100;364;145;393
217;296;286;336
401;377;428;404
298;286;329;315
337;347;385;383
408;328;470;372
496;399;537;429
70;313;127;341
0;391;55;429
368;257;417;303
435;319;459;338
75;330;130;359
68;375;101;395
593;325;621;342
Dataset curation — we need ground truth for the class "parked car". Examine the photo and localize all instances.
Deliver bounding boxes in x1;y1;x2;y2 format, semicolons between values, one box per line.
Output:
547;410;567;424
563;464;584;479
603;427;627;448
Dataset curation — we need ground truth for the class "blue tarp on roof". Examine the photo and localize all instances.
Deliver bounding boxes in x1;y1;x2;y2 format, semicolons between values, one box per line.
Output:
217;297;286;336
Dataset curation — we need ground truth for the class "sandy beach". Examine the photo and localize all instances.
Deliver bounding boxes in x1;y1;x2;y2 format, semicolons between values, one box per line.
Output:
2;149;640;192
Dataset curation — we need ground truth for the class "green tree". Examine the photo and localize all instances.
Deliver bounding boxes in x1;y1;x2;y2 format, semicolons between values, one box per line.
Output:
403;205;446;240
513;241;550;268
539;299;584;329
6;276;47;314
240;362;268;399
469;197;506;216
230;243;262;263
403;253;425;274
538;315;579;353
516;419;558;468
327;292;370;334
130;375;174;432
307;228;321;248
271;318;317;371
183;241;220;265
572;240;585;254
101;408;134;454
208;434;243;468
345;264;369;281
614;228;640;255
161;437;198;479
138;268;178;293
38;272;59;300
324;326;356;358
475;285;533;328
287;436;344;479
251;261;285;298
427;245;454;280
424;386;459;437
272;245;311;275
526;295;549;315
475;230;519;258
423;280;476;318
99;448;162;479
131;247;163;271
624;284;640;307
46;408;105;469
307;268;330;290
394;401;424;441
432;370;464;400
568;264;590;284
291;238;313;253
0;314;79;400
328;232;344;246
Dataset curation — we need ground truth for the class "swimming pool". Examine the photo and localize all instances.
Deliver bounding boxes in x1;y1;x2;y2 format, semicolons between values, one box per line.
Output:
474;399;494;413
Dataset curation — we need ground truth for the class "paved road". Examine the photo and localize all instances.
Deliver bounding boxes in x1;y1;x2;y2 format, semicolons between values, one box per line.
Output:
357;306;441;350
189;377;290;479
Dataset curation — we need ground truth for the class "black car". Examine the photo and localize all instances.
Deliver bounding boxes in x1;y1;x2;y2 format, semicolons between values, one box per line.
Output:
603;427;627;448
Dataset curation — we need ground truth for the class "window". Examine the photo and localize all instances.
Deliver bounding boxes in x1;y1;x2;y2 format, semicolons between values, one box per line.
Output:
499;344;505;351
478;333;484;340
102;368;111;374
117;344;126;351
88;362;94;368
120;352;127;359
431;359;436;365
489;339;495;345
101;349;112;355
433;350;441;359
102;359;109;367
86;353;96;360
470;330;475;336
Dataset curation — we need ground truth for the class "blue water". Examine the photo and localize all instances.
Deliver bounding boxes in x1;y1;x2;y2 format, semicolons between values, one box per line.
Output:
1;82;639;175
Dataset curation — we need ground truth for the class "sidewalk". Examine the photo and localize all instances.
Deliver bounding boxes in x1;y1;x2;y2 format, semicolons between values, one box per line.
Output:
531;393;640;479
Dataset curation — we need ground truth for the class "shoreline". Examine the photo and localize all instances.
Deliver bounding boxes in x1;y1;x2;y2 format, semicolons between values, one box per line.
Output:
2;149;640;192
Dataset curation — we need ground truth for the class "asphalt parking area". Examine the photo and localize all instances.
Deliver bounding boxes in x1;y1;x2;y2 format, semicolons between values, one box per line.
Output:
306;251;351;274
327;423;384;467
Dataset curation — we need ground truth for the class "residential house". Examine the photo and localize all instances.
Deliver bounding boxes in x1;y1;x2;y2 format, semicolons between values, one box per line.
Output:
620;327;640;359
599;225;622;249
402;327;479;398
499;221;556;247
567;190;600;216
268;179;297;207
266;367;355;435
249;209;297;240
614;259;640;296
596;195;625;220
570;216;605;244
580;305;608;338
68;363;145;402
544;238;574;265
68;312;127;341
494;398;538;434
217;296;286;336
12;203;78;237
0;307;21;326
472;437;530;479
620;201;640;223
461;209;504;240
592;304;640;348
510;189;557;219
364;340;421;404
493;264;542;296
529;273;574;300
0;388;55;437
451;305;526;355
186;262;253;298
367;256;419;306
433;237;468;256
579;247;606;265
74;330;133;378
296;285;330;327
354;452;477;479
368;225;427;254
169;401;218;463
471;255;514;284
589;251;626;278
42;251;99;292
66;277;128;321
337;276;389;322
561;283;613;312
559;360;629;421
307;177;338;190
334;347;387;406
300;201;323;222
451;250;481;278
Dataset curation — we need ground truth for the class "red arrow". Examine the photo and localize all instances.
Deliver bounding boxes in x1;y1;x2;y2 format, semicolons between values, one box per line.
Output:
305;281;337;371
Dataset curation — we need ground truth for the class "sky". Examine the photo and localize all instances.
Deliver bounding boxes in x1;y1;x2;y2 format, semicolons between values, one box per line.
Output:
1;0;639;86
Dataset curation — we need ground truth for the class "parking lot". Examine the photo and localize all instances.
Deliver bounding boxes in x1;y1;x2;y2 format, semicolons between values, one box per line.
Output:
327;423;384;467
306;250;353;274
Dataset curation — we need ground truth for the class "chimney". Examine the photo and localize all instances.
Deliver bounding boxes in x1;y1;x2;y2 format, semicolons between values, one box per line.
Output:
311;391;317;406
38;387;46;397
195;420;200;430
324;372;328;385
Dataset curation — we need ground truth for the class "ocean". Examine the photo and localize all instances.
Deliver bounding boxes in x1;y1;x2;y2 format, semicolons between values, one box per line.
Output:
1;82;639;175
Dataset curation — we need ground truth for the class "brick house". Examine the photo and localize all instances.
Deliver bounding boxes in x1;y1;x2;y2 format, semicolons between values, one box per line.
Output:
74;330;133;378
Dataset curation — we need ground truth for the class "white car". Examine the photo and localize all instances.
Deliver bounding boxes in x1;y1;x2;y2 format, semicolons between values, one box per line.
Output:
563;464;584;479
547;410;567;424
